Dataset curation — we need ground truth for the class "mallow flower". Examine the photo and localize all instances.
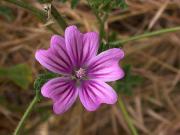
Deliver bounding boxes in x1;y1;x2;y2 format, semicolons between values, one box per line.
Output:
35;25;124;114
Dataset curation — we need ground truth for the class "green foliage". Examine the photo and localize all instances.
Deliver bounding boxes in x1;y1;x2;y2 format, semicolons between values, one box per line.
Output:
117;0;128;9
0;5;15;21
88;0;128;48
57;0;67;3
71;0;80;9
89;0;127;12
101;42;108;52
37;0;52;3
34;72;58;99
57;0;80;9
101;32;121;51
115;65;143;96
108;31;118;42
0;64;32;90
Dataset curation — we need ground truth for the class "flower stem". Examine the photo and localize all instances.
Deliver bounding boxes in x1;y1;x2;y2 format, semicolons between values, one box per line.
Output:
109;26;180;47
13;95;39;135
51;5;67;30
6;0;46;22
118;95;139;135
5;0;62;34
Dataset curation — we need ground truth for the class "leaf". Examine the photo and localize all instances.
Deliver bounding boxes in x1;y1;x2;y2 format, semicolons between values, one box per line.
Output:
115;65;143;96
117;0;128;9
108;31;118;42
37;0;52;3
71;0;79;9
34;72;58;99
0;64;33;90
0;6;15;21
89;0;127;12
57;0;67;3
101;42;109;51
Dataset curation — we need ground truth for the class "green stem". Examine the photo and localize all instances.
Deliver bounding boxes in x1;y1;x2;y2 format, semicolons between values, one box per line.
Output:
6;0;46;22
13;96;39;135
118;95;139;135
98;15;108;52
5;0;59;34
109;26;180;47
51;5;67;30
97;13;108;52
87;0;106;52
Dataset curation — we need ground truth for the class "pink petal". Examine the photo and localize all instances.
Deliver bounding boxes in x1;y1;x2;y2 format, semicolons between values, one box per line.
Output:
50;35;73;71
81;32;99;65
41;77;78;114
35;35;73;75
65;26;99;67
87;48;125;82
79;79;118;111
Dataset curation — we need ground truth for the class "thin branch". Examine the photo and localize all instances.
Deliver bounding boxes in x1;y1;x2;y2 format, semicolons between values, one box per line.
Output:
13;96;39;135
5;0;66;33
51;5;67;30
109;26;180;47
6;0;46;22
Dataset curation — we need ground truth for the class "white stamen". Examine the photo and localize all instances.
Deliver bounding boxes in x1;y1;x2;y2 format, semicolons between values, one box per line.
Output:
75;68;86;79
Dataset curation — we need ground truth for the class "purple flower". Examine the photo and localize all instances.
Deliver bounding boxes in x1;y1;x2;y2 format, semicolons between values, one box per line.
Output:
35;25;124;114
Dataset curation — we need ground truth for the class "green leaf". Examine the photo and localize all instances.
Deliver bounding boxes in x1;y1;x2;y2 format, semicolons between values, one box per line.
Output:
0;64;33;90
108;32;118;42
0;6;15;21
71;0;79;9
34;72;58;99
37;0;52;3
117;0;128;9
89;0;127;12
115;65;143;96
57;0;67;3
101;42;109;51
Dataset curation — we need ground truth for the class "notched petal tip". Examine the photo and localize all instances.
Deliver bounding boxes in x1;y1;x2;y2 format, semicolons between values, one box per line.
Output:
53;104;66;115
84;99;117;112
35;49;47;62
50;35;64;46
65;25;82;40
84;31;99;37
119;68;125;79
83;31;100;46
113;67;125;81
109;48;125;61
118;48;125;60
79;80;118;112
40;77;79;115
65;25;79;33
41;82;50;98
50;35;60;43
85;104;100;112
87;48;125;82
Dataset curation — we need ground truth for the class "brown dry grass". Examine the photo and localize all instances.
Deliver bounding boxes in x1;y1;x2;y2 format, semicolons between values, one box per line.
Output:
0;0;180;135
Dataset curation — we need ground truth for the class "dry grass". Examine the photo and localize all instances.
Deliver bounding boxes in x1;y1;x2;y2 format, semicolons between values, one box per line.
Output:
0;0;180;135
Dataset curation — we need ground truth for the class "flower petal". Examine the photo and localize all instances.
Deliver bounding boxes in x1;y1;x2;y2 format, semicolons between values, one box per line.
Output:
79;79;117;111
65;26;99;67
50;35;73;71
35;35;73;75
81;32;99;65
65;25;83;67
87;48;125;82
41;77;78;114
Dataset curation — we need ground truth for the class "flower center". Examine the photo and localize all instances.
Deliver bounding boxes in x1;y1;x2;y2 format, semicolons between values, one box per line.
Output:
75;68;86;79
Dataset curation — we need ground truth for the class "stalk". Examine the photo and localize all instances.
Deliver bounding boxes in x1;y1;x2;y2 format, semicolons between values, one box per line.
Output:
109;26;180;47
13;96;39;135
118;95;139;135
